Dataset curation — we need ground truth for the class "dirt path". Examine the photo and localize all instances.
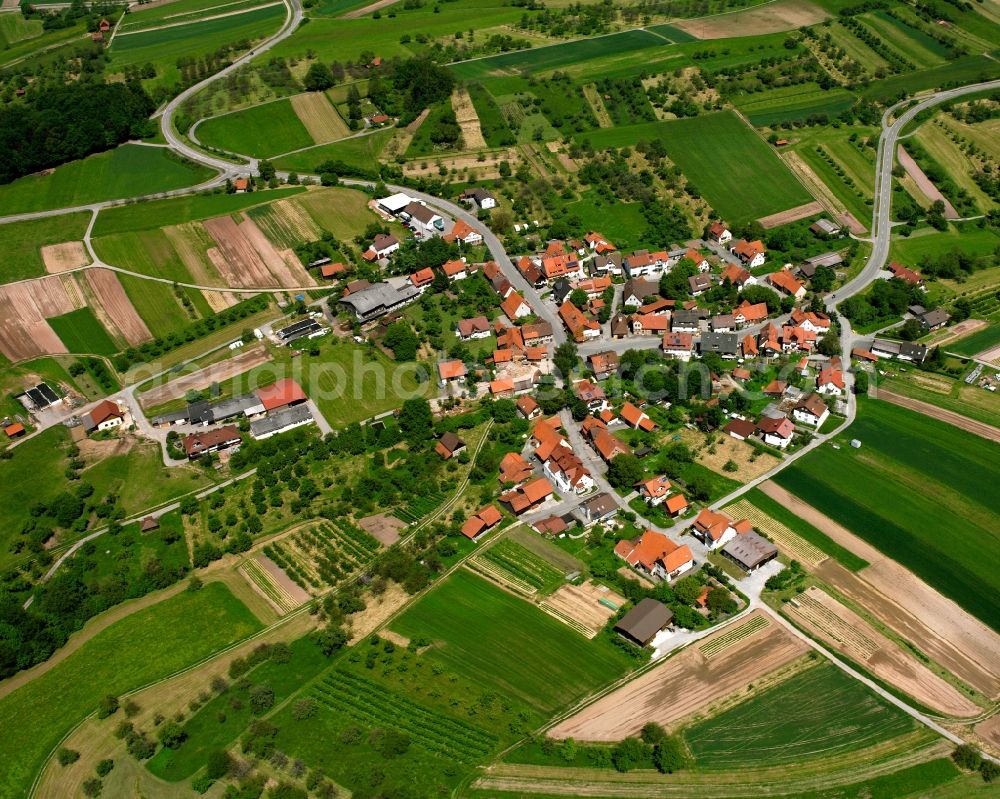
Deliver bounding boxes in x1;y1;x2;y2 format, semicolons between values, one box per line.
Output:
877;388;1000;442
582;83;613;128
897;146;959;218
760;481;1000;698
0;582;186;701
758;200;825;228
341;0;399;18
139;342;272;407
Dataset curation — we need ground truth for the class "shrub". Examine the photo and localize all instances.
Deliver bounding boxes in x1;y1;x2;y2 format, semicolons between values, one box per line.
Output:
96;759;114;777
205;749;232;780
82;778;102;797
97;694;120;719
57;748;80;766
953;744;982;771
158;721;186;749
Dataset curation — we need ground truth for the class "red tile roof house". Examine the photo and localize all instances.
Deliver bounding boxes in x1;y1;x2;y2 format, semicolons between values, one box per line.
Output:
516;395;541;420
792;392;830;427
4;422;25;438
500;476;554;515
182;425;241;459
444;219;483;246
663;493;689;518
588;351;620;381
639;475;673;506
888;262;925;288
591;428;630;463
757;414;795;449
559;300;600;342
489;378;515;398
615;530;694;581
631;314;670;335
733;300;769;327
619;401;656;432
543;446;594;494
498;451;534;486
708;221;732;244
257;379;307;413
724;418;757;441
84;399;126;433
720;263;756;291
692;508;744;551
573;379;606;411
461;505;503;540
435;431;467;459
661;331;694;362
852;347;879;363
233;177;249;193
767;269;806;300
816;366;845;395
442;259;468;281
456;316;490;340
437;359;467;385
730;239;766;268
410;267;435;290
363;233;400;261
762;379;787;397
781;325;816;353
502;291;532;320
790;308;831;334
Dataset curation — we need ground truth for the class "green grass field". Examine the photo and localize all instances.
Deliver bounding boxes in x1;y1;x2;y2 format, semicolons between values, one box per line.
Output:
117;0;271;32
47;308;118;355
272;129;392;173
774;398;1000;632
862;53;1000;102
196;98;315;158
947;323;1000;357
733;83;857;126
391;569;631;713
1;213;91;283
450;30;667;82
684;662;919;768
0;12;43;46
0;582;261;799
0;146;213;215
889;225;1000;266
564;192;651;251
879;371;1000;429
91;188;306;236
578;111;813;223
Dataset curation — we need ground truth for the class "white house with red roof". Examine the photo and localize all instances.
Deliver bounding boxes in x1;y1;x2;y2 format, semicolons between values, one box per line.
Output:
816;366;845;395
639;475;672;506
708;221;732;245
543;446;594;495
758;414;795;448
692;508;753;550
615;529;694;581
730;239;766;268
792;393;830;427
619;401;655;432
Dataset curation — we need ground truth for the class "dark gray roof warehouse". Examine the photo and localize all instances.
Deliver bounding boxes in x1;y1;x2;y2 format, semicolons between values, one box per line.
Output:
614;598;673;647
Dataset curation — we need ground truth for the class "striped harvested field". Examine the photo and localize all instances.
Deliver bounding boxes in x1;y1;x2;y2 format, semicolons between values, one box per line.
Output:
240;554;309;614
727;499;826;566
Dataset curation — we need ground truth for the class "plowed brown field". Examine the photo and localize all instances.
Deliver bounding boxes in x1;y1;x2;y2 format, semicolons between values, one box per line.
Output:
0;275;84;360
83;269;152;346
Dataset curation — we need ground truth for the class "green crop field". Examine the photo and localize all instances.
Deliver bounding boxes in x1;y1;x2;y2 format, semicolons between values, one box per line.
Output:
292;186;382;240
732;83;857;126
774;398;1000;631
196;98;315;158
646;23;696;43
948;322;1000;356
115;273;201;339
737;488;869;571
91;187;306;236
118;0;272;32
889;225;1000;266
0;12;43;46
1;213;91;283
684;662;918;768
578;111;813;223
391;569;631;713
48;307;118;355
863;54;1000;102
273;128;392;173
110;4;286;88
863;11;950;66
0;146;213;215
450;29;667;82
0;582;260;799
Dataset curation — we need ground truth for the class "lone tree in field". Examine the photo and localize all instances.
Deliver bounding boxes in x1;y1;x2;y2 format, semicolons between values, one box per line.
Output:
304;62;334;91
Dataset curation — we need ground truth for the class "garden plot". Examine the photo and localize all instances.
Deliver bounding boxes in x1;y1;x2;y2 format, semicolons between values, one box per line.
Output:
263;519;383;593
468;539;564;597
290;91;350;143
239;553;309;614
451;86;487;150
139;343;272;407
549;610;808;741
40;241;89;273
82;268;152;347
540;582;624;639
786;587;981;717
0;274;85;360
726;498;826;567
403;149;518;180
203;213;316;288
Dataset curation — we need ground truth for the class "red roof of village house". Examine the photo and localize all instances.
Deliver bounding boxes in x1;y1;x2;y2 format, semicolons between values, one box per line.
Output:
559;301;598;341
709;221;729;238
499;451;533;484
580;415;607;439
852;347;878;362
664;493;688;514
732;367;751;381
438;360;467;380
545;240;567;257
620;401;655;431
482;260;501;280
889;262;922;285
532;418;566;462
758;415;795;439
410;267;434;287
525;345;548;361
444;219;480;243
4;422;25;437
257;379;306;412
592;428;630;462
818;367;845;390
234;178;249;191
442;259;466;276
790;308;830;328
321;262;348;278
461;504;503;539
662;332;694;351
640;475;672;499
693;508;734;541
732;239;765;261
763;379;787;396
640;297;675;315
615;530;692;574
632;314;670;332
88;399;123;426
768;270;805;295
501;291;529;320
490;378;514;395
542;253;579;279
501;476;553;513
735;300;768;323
516;395;539;417
742;335;759;357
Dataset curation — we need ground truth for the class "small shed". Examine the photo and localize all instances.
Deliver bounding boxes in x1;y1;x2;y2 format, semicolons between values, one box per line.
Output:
140;516;159;533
